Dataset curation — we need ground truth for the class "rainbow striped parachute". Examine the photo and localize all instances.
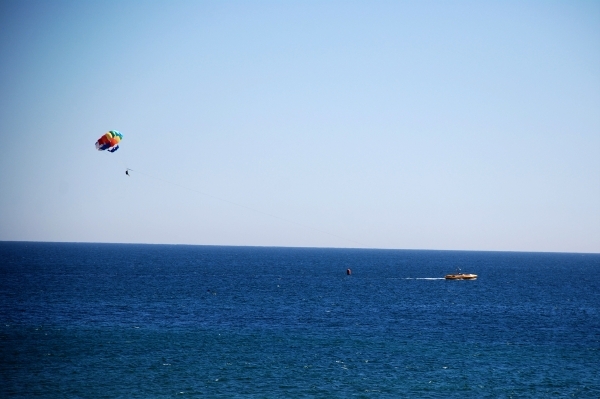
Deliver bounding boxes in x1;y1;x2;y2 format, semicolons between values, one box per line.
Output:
95;130;123;153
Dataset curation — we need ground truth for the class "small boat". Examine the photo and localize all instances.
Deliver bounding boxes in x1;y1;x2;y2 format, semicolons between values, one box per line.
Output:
445;268;477;280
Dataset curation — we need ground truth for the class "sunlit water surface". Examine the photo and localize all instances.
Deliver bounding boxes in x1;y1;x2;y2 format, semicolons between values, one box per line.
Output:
1;243;599;398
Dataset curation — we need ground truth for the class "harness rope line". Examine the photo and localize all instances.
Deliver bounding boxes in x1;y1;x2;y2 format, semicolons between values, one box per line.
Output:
125;168;365;247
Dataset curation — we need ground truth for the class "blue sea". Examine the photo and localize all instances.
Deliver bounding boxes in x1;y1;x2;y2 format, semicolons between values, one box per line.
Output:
1;242;599;398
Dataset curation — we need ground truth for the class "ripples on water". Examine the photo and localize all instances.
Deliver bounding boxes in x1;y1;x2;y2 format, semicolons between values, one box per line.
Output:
1;242;599;397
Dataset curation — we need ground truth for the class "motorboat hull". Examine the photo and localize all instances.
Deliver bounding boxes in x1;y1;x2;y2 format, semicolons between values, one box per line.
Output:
445;274;477;280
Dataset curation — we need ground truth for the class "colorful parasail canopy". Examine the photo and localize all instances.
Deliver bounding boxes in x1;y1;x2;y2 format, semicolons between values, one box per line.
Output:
95;130;123;153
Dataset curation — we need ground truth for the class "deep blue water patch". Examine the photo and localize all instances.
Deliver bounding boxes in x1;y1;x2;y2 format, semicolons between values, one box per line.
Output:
1;242;599;397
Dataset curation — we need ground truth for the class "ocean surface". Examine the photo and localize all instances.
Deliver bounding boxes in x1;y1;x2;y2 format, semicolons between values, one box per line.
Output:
1;242;599;398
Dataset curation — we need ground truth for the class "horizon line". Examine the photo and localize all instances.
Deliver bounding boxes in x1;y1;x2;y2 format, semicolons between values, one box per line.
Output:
1;240;598;255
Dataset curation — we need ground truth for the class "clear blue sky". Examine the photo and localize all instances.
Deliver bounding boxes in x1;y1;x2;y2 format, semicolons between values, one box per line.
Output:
1;0;598;252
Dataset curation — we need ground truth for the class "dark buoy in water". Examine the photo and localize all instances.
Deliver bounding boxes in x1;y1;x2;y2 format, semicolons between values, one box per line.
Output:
347;268;352;275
